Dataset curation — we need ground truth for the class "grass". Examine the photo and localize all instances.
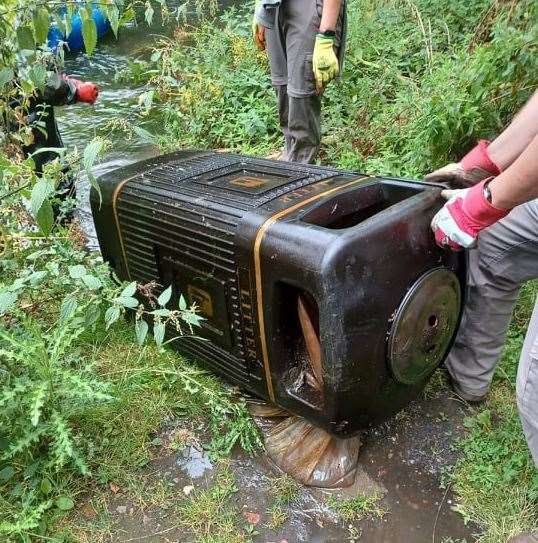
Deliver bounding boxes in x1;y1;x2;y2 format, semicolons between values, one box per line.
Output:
175;464;252;543
265;474;300;529
328;492;387;523
148;2;538;538
2;0;536;540
15;318;261;542
450;282;538;542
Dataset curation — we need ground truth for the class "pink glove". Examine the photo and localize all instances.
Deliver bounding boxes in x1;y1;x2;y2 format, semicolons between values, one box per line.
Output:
431;179;510;250
425;140;501;188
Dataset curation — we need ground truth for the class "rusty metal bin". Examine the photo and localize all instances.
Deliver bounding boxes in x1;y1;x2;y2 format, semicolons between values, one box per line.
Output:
91;150;465;437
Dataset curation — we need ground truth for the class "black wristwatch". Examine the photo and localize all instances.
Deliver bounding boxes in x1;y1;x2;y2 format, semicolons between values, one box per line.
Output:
318;30;336;37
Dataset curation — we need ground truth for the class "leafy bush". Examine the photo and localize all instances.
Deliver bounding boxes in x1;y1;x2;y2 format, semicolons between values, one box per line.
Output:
155;0;537;177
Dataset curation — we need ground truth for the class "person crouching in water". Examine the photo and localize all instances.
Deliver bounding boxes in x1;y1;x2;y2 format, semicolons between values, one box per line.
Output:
253;0;346;164
9;72;98;220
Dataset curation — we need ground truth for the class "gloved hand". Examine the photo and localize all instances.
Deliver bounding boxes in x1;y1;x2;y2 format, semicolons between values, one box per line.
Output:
313;34;339;93
252;1;266;50
431;179;510;250
68;77;99;104
425;140;501;188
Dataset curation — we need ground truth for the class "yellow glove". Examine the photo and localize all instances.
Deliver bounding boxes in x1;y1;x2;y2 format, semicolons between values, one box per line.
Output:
312;34;339;93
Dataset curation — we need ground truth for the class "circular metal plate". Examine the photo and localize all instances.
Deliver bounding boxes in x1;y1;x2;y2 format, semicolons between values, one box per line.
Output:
388;268;461;385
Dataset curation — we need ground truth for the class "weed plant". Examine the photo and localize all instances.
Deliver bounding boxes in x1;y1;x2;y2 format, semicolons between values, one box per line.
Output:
155;0;537;178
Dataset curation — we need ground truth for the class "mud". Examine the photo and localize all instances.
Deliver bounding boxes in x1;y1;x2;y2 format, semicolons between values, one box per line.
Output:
78;372;476;543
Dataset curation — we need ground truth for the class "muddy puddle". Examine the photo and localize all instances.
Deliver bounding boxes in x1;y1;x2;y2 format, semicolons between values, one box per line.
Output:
74;372;477;543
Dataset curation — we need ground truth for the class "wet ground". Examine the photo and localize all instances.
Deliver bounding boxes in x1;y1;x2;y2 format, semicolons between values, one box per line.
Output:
72;372;477;543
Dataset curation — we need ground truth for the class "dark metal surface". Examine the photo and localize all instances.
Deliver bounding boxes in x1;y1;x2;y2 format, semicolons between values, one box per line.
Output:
388;268;461;385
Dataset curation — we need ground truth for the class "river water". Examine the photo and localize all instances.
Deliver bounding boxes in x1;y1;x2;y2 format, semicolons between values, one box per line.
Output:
56;5;211;248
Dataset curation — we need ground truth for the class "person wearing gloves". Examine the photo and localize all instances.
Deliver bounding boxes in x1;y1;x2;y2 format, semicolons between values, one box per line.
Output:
17;72;99;220
428;91;538;523
253;0;346;163
23;73;99;173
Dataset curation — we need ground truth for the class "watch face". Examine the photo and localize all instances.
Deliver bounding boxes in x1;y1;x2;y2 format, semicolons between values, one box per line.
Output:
483;183;493;203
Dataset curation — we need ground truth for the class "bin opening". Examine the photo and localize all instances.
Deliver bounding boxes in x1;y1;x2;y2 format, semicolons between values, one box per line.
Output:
301;183;419;229
276;284;323;410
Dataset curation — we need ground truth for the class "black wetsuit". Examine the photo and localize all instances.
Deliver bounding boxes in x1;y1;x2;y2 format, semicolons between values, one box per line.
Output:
22;73;77;173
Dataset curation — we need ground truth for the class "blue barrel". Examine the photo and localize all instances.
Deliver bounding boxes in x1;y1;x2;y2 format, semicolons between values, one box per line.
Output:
48;5;110;52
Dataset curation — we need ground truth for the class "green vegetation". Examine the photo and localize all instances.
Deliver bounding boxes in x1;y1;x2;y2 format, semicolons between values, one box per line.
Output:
266;474;300;529
153;0;537;177
149;0;538;540
449;281;538;542
0;1;258;540
328;492;387;522
175;464;253;543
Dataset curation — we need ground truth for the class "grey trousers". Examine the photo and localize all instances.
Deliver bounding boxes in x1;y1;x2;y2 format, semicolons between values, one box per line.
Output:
264;0;345;163
446;200;538;465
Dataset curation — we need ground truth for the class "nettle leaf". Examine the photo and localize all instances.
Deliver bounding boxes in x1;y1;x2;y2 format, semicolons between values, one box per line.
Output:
17;26;35;50
29;270;47;286
145;2;155;25
85;304;101;327
135;319;149;345
60;296;78;321
157;285;172;307
179;294;187;310
81;274;102;290
82;17;98;56
105;305;121;329
153;321;166;347
182;312;204;327
0;291;18;315
114;296;139;309
30;178;54;216
0;68;14;90
29;64;47;93
121;281;137;297
107;5;120;37
36;201;54;236
33;7;50;44
68;264;87;279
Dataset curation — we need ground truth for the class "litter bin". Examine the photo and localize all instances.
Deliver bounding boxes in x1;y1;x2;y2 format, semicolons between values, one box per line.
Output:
91;150;466;437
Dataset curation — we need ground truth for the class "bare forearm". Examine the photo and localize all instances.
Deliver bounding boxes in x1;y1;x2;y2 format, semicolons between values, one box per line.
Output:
488;91;538;170
490;135;538;209
319;0;343;32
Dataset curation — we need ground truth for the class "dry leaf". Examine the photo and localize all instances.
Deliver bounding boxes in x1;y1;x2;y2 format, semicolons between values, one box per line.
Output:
243;511;261;525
